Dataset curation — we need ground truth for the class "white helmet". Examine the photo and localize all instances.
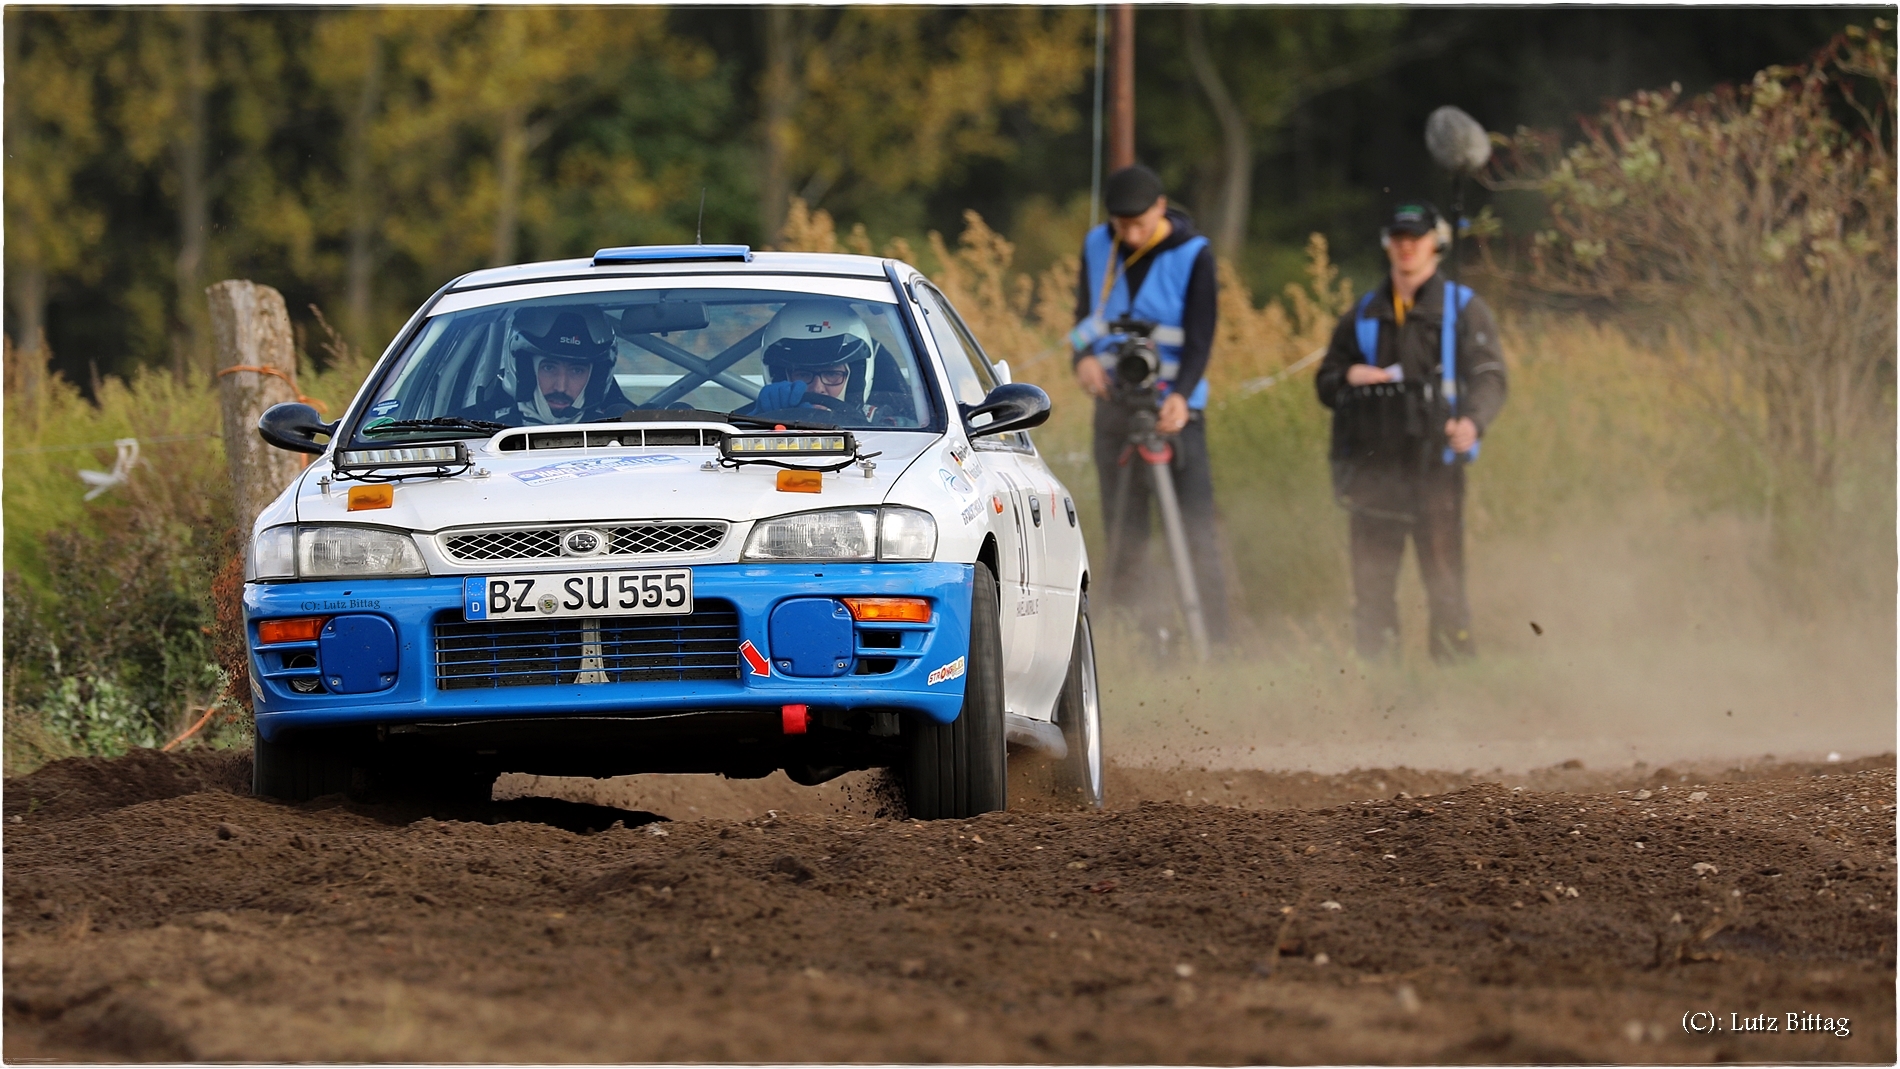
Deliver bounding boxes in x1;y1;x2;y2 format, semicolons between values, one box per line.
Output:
762;300;873;374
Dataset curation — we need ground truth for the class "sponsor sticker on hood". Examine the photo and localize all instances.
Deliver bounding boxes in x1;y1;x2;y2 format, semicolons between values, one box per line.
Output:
511;455;685;486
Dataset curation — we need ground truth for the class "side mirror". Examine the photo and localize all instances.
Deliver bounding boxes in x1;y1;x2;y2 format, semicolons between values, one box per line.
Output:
960;382;1050;439
258;402;337;455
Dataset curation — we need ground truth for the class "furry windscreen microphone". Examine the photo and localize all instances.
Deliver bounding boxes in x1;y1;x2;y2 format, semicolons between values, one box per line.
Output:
1426;105;1492;173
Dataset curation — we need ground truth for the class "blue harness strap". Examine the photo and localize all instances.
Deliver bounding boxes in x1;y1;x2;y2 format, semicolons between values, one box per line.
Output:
1353;282;1477;464
1440;282;1476;464
1353;292;1380;366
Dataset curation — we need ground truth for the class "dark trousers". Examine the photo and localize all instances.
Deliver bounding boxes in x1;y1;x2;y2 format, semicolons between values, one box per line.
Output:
1092;399;1229;642
1348;465;1473;662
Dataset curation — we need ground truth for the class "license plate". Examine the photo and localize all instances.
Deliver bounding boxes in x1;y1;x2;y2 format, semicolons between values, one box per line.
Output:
463;569;693;621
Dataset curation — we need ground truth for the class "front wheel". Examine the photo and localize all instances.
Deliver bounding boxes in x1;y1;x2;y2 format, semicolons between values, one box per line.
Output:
1054;594;1105;809
903;561;1007;820
253;731;363;802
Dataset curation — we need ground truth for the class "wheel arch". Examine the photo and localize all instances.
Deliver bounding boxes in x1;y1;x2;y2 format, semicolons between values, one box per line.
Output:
975;533;1001;598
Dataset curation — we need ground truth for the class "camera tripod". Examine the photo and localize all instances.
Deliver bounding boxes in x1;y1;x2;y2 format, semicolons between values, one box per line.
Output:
1102;403;1211;663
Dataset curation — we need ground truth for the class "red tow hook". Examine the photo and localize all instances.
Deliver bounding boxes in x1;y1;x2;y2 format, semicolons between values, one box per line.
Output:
781;704;811;735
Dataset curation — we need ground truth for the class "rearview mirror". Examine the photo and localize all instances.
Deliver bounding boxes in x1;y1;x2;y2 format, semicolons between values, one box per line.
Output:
960;383;1050;439
258;402;337;455
617;300;710;335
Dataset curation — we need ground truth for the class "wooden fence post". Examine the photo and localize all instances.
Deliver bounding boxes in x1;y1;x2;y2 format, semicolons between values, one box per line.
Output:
207;280;305;536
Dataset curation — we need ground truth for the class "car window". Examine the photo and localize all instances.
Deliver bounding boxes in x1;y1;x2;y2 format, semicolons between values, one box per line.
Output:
913;280;1031;450
350;288;936;445
912;282;995;407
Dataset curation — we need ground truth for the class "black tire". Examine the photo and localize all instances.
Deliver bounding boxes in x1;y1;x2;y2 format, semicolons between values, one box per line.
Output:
404;761;501;805
1054;594;1105;809
904;561;1007;820
253;732;361;802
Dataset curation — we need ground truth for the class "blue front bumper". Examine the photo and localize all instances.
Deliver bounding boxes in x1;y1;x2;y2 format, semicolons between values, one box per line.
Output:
245;562;973;742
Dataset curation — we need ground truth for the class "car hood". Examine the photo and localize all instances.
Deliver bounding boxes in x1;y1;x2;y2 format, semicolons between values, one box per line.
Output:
291;429;938;533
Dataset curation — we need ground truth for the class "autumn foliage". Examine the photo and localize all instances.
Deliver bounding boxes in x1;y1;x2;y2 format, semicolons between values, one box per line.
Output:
1488;25;1896;491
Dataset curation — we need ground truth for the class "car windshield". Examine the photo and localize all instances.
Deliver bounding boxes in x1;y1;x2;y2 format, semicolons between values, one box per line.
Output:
349;287;936;444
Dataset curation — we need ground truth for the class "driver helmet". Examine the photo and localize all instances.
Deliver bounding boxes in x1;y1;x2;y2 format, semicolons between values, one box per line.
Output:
511;309;615;402
761;300;872;382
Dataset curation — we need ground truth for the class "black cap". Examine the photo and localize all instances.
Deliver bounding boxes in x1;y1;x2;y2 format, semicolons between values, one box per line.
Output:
1383;202;1442;237
523;311;610;363
1104;165;1165;217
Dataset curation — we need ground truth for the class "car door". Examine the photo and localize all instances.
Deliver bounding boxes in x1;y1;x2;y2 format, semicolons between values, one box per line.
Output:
910;280;1074;721
909;280;1046;704
1011;445;1082;674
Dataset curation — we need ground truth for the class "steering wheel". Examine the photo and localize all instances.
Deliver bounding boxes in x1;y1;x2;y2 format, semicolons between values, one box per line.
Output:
802;393;856;414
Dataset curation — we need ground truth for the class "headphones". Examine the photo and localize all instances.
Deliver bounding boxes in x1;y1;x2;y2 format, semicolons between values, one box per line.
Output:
1379;204;1452;253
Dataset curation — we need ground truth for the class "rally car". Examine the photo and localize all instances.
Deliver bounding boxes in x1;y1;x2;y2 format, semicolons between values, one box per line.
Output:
245;244;1101;819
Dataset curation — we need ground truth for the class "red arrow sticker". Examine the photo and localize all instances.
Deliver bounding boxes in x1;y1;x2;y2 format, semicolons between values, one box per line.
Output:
739;640;770;677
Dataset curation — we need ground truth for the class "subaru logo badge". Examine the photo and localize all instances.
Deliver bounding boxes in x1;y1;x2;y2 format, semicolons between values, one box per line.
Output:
562;528;605;556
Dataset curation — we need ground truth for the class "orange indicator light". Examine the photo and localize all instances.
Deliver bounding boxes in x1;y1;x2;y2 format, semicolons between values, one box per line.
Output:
776;469;823;493
348;485;394;511
258;616;327;644
840;597;932;623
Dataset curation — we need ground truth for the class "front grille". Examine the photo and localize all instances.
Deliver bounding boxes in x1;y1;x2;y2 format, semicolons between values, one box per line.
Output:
434;600;740;689
442;522;726;562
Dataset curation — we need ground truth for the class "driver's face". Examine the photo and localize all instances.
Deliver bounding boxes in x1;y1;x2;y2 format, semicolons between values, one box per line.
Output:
536;358;593;411
790;363;850;399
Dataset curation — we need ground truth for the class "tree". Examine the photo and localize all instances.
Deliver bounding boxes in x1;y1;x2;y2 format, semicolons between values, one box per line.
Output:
379;9;664;270
108;9;216;377
754;8;1092;238
308;11;390;350
1157;9;1460;262
3;11;115;399
1489;25;1896;491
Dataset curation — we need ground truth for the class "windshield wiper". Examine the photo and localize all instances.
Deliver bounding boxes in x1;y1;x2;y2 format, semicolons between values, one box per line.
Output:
720;411;840;431
590;407;840;431
360;416;510;437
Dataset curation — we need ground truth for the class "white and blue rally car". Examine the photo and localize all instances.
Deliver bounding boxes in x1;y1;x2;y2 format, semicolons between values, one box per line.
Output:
244;245;1101;819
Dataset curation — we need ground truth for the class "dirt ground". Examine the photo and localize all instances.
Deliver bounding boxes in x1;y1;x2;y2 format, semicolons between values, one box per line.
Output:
4;748;1893;1063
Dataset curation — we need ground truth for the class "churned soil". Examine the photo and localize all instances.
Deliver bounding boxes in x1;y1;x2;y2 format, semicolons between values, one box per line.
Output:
4;749;1893;1063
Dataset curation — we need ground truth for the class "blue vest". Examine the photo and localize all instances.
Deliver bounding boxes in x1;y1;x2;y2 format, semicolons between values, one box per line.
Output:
1353;279;1478;464
1073;224;1211;409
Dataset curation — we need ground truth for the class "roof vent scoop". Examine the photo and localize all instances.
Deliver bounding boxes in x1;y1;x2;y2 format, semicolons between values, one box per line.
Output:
592;244;752;266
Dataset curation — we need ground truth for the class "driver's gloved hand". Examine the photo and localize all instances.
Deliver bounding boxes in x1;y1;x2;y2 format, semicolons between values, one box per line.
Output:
752;380;808;410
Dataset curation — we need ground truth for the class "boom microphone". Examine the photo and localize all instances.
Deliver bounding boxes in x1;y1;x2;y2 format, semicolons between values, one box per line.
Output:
1425;105;1491;174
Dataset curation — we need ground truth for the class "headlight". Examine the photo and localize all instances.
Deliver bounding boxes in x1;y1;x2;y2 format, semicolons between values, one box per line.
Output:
741;507;939;562
744;509;877;561
249;525;297;580
878;507;938;561
287;526;427;578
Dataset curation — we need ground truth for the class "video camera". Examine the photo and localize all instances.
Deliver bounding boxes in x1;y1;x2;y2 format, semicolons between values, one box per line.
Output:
1104;316;1162;400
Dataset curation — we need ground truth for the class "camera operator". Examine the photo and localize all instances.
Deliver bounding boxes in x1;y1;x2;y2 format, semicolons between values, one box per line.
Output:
1316;202;1507;662
1070;165;1228;643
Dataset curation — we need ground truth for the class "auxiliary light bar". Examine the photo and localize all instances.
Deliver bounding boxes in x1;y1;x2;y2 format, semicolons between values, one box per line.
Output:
721;433;854;459
333;442;469;480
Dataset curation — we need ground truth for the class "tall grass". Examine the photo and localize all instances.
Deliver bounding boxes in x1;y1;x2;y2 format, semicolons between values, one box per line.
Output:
2;326;374;773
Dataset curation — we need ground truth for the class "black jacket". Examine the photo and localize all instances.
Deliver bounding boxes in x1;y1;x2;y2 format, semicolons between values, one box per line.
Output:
1072;208;1218;403
1315;272;1507;515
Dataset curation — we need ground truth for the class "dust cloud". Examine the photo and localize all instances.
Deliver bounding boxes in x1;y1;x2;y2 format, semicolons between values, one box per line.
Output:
1100;498;1894;777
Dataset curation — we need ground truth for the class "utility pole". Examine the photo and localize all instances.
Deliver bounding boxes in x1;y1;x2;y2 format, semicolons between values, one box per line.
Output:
1108;4;1135;171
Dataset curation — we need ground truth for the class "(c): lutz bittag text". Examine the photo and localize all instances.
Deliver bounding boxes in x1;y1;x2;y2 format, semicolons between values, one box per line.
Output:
1682;1011;1851;1037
